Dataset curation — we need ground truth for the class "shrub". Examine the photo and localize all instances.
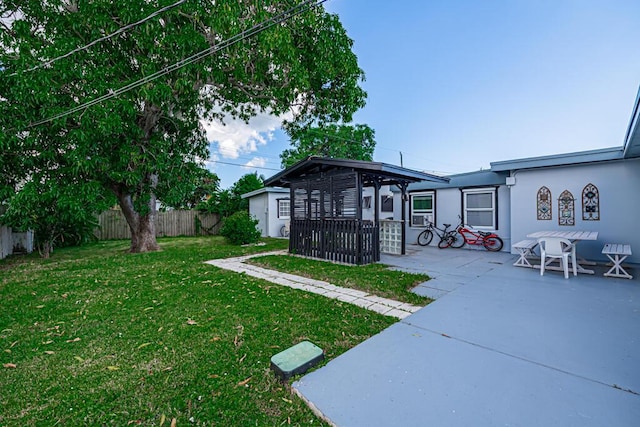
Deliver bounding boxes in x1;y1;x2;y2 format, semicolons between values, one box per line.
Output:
219;211;261;245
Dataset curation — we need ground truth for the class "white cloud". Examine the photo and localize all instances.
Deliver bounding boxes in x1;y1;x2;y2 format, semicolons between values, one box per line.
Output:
202;111;292;159
243;157;267;170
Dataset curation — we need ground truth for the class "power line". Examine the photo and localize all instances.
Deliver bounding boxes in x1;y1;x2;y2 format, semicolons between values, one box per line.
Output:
207;159;281;171
25;0;328;129
9;0;186;77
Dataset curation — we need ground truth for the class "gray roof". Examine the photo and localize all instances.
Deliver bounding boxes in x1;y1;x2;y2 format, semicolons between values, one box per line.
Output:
264;156;449;188
240;186;289;199
406;169;507;191
490;147;625;172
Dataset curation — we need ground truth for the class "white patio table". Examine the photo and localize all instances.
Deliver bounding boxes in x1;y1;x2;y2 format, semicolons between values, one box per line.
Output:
526;230;599;274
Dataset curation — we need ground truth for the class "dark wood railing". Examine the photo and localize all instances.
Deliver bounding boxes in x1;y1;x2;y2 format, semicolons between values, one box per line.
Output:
289;219;380;265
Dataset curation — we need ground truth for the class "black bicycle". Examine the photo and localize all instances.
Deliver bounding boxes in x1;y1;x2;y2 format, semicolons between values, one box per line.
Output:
417;221;460;249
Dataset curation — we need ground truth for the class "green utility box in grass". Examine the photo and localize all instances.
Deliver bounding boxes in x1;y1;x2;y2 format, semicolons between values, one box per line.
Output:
270;341;324;380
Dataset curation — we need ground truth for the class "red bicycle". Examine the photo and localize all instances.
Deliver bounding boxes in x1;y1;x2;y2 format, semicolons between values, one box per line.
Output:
447;216;504;252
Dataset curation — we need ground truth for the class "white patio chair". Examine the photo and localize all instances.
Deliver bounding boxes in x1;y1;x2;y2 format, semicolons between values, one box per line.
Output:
537;237;577;279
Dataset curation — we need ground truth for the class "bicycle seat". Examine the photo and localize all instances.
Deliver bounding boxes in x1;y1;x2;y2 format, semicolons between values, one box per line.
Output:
443;223;451;228
479;231;491;237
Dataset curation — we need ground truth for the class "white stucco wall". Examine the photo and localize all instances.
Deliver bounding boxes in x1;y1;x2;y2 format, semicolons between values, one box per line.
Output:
508;158;640;263
268;193;290;238
245;188;291;238
403;186;511;251
362;185;393;222
248;193;269;237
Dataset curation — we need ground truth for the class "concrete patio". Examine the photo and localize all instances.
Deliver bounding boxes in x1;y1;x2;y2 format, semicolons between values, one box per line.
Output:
293;245;640;427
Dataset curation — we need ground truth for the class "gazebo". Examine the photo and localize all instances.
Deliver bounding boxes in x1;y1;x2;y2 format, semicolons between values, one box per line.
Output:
264;157;449;265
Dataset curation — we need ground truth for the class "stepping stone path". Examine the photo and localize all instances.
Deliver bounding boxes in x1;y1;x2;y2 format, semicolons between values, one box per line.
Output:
205;251;421;319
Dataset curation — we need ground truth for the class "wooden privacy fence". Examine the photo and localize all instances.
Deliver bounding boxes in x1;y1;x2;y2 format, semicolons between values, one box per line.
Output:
290;219;380;265
96;210;220;240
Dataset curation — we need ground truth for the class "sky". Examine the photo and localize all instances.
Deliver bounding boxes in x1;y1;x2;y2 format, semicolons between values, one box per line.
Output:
205;0;640;188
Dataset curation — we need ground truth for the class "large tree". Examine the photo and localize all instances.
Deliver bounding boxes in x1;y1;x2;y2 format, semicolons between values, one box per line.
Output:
197;172;264;218
0;0;366;252
280;123;376;168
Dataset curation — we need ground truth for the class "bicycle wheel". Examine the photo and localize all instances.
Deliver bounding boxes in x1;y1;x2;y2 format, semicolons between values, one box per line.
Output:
483;236;504;252
449;232;465;248
280;225;290;237
437;236;451;249
417;229;433;246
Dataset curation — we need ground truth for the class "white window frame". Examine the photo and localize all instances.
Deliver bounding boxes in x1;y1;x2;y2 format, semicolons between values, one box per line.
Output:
410;191;435;228
277;198;290;219
462;188;496;230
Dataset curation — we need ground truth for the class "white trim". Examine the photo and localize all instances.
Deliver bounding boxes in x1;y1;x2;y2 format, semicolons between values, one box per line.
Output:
277;199;290;219
462;187;496;230
410;191;435;228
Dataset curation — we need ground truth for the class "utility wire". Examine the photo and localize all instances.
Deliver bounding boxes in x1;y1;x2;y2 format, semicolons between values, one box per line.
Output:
25;0;328;129
207;159;281;171
9;0;186;77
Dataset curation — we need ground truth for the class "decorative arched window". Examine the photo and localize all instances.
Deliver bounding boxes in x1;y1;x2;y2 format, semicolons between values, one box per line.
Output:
536;186;552;220
558;190;575;226
582;183;599;221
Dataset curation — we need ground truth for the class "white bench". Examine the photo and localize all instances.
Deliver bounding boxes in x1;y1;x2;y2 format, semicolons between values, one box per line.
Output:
602;243;633;279
513;239;538;268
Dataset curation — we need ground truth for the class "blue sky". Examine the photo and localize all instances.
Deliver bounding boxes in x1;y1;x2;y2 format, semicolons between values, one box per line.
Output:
206;0;640;188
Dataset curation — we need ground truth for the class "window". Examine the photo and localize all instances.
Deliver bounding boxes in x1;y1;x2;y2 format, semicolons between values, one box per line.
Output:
381;195;393;212
463;188;496;229
362;195;372;209
410;192;434;227
277;199;290;219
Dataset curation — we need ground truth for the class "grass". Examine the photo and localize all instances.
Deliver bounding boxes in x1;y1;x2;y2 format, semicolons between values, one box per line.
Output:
247;255;431;306
0;236;398;426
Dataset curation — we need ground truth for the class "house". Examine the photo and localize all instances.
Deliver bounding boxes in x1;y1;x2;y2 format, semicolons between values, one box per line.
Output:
493;147;640;263
241;187;291;238
398;86;640;263
398;169;510;250
246;86;640;264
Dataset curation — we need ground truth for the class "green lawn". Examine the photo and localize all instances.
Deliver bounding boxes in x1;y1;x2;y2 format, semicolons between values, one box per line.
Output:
247;255;431;306
0;237;400;426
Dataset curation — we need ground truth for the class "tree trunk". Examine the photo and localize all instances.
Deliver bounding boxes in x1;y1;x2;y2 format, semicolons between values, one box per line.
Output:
111;178;161;253
129;211;160;253
40;241;52;259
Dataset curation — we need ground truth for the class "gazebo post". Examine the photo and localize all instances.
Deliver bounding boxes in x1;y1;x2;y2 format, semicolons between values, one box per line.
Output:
398;182;409;255
373;178;381;226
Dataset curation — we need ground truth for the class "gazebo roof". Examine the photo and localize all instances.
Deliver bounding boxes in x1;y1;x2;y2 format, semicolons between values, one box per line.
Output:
264;156;449;187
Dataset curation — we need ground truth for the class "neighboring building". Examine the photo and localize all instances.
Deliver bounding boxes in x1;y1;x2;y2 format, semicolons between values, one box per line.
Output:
362;185;395;222
0;224;11;260
0;226;34;260
241;187;290;238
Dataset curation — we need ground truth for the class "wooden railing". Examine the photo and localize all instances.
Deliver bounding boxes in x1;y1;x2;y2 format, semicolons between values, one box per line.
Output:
289;219;380;265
